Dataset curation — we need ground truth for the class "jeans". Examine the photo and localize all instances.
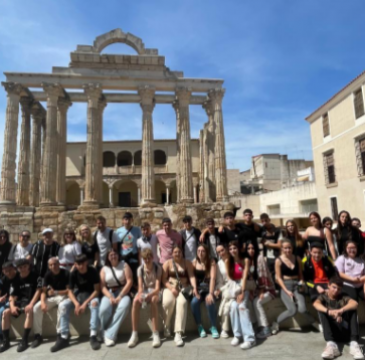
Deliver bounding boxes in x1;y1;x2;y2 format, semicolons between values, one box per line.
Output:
0;302;9;335
58;296;100;336
342;285;365;302
253;292;273;327
99;289;131;341
191;296;217;328
229;291;255;342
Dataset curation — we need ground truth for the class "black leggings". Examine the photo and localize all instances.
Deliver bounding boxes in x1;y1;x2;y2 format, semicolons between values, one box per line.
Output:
342;285;365;302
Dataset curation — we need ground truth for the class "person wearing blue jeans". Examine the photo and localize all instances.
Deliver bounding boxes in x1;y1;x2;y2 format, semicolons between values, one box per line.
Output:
51;254;101;352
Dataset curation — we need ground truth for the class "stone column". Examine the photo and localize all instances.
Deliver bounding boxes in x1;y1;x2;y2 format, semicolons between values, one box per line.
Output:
175;87;193;203
40;83;63;207
193;186;198;204
139;85;156;204
82;84;101;206
209;88;228;202
29;104;43;207
166;185;170;205
16;97;32;206
109;186;113;207
97;98;107;204
173;101;181;203
199;129;205;202
56;98;71;206
39;119;46;201
203;100;216;184
80;187;84;204
137;187;141;205
0;82;23;205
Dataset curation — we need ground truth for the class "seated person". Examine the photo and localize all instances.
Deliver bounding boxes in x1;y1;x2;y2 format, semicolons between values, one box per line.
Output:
302;242;337;301
32;257;70;349
313;277;364;360
1;259;41;353
55;254;101;352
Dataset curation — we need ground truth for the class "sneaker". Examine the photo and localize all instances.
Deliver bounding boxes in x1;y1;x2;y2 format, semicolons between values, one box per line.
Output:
128;333;139;348
240;341;256;350
257;326;271;339
152;333;161;348
231;337;241;346
50;337;69;353
210;326;220;339
104;337;115;347
350;343;364;360
271;321;279;335
164;328;172;338
0;340;10;353
198;325;207;338
90;336;101;350
174;332;184;347
321;344;336;359
17;339;28;353
220;330;229;338
31;334;43;349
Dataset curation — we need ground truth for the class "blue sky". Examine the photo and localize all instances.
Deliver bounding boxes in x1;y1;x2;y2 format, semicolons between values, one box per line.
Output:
0;0;364;171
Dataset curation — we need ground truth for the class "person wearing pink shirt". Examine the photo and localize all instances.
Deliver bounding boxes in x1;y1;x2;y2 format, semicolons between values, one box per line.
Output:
156;218;182;264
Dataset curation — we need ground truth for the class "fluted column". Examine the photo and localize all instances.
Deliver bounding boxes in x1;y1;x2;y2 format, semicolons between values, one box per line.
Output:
199;129;205;202
40;83;63;206
209;88;228;202
97;98;107;204
203;100;216;184
29;104;43;207
173;101;181;203
82;84;101;206
0;82;23;205
56;98;71;205
175;87;193;203
139;85;156;204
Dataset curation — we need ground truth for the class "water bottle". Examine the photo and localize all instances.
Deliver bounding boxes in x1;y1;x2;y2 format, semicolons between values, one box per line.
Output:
141;293;147;309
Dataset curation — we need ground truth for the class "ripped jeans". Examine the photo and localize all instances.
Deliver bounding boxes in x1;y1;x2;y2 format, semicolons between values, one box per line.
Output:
230;290;255;342
58;294;100;336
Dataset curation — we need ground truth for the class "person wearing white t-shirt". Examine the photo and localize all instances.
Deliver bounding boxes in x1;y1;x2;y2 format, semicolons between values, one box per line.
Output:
136;223;159;264
8;231;33;264
58;229;82;271
179;216;201;262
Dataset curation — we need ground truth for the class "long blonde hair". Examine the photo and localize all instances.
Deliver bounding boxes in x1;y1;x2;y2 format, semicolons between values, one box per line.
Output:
78;224;94;245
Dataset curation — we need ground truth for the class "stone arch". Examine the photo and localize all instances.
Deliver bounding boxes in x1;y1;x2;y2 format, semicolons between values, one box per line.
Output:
113;179;139;207
103;151;115;167
155;179;167;204
117;151;132;167
154;149;167;165
102;181;109;207
134;150;142;166
66;180;80;208
169;180;177;204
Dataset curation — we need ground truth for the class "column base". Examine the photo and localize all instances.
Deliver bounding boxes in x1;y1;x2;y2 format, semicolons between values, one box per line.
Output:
216;196;229;203
0;202;17;212
38;205;66;212
140;200;157;208
179;198;194;204
78;203;100;211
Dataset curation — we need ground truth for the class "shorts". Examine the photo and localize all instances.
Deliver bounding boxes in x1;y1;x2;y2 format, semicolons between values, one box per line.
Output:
12;300;29;318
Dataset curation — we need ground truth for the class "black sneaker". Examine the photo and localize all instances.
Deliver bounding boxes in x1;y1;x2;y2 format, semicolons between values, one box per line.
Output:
0;340;10;353
0;334;3;344
90;336;101;350
50;337;69;353
17;339;28;353
31;334;43;348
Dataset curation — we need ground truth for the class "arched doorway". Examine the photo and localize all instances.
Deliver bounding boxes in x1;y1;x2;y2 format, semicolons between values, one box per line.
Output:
113;180;139;207
66;181;80;208
169;180;177;204
155;180;167;204
102;182;109;207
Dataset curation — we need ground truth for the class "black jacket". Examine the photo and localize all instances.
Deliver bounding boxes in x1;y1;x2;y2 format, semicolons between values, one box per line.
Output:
302;255;337;288
179;227;201;258
31;240;60;278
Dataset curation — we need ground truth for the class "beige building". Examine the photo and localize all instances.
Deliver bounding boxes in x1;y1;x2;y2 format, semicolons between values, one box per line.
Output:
306;70;365;223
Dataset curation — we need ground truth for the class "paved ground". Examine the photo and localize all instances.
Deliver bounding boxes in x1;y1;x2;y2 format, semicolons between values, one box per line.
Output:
2;328;365;360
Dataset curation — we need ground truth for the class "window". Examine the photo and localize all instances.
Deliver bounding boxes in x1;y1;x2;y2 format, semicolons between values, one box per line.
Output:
267;204;280;215
330;197;338;221
323;151;336;184
103;151;115;167
117;151;132;166
154;150;167;165
322;113;330;137
134;150;142;166
300;199;318;214
354;88;365;119
355;137;365;177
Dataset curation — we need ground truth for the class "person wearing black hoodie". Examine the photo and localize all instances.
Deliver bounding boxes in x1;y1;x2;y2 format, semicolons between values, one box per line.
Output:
0;230;13;273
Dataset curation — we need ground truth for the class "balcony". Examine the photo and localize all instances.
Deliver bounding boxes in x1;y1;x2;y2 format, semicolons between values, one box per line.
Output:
102;164;168;176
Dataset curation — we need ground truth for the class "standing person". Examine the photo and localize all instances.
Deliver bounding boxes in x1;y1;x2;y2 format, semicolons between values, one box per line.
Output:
94;216;119;266
58;228;82;272
201;218;221;260
128;248;162;348
215;212;245;250
31;228;60;281
0;259;41;353
156;218;182;265
32;257;70;350
313;277;364;360
115;212;141;280
226;240;256;350
58;254;101;351
271;240;319;335
352;218;365;241
282;220;307;259
302;242;337;302
179;215;201;262
323;217;338;256
0;230;13;272
99;249;133;347
8;230;33;264
191;244;219;339
303;212;337;260
161;246;198;347
335;241;365;302
79;224;99;267
236;209;261;247
336;211;364;257
136;222;159;264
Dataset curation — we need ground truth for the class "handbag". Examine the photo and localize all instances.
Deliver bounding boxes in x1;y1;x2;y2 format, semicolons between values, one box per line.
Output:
198;275;210;297
245;279;257;292
172;260;193;301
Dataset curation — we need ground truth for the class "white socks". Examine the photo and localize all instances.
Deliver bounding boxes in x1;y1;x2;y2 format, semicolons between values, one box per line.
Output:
90;330;97;337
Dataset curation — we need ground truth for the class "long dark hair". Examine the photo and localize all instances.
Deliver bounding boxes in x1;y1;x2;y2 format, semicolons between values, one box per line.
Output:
337;210;353;241
283;219;304;248
196;244;211;276
243;240;258;280
309;211;323;229
227;240;244;280
343;240;358;258
0;229;10;244
105;248;122;268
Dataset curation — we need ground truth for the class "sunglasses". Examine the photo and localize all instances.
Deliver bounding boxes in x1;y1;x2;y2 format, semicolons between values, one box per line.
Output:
21;235;30;238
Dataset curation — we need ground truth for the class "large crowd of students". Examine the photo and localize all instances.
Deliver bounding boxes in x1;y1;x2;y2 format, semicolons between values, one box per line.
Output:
0;209;364;359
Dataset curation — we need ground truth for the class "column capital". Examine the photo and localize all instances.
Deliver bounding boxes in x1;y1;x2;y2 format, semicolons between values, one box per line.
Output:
175;87;192;106
1;82;23;97
203;100;214;116
208;88;225;104
31;103;45;123
139;85;155;102
19;97;33;113
42;83;63;105
83;83;102;108
57;98;72;113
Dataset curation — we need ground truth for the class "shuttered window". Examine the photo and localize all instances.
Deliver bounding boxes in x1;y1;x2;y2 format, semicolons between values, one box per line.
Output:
323;113;330;137
355;137;365;177
323;152;336;184
354;88;365;119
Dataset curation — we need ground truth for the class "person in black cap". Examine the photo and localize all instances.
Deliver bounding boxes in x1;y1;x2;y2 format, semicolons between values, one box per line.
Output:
1;259;41;353
302;242;337;302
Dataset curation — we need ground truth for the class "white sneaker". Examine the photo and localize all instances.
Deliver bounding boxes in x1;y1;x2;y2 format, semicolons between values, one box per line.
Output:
321;343;340;359
271;321;279;335
350;342;364;360
152;333;161;348
104;337;115;347
174;332;184;347
128;333;139;348
231;337;241;346
164;328;172;338
240;341;256;350
221;330;229;339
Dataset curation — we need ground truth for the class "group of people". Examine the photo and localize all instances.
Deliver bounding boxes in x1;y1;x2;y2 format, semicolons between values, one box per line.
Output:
0;209;364;359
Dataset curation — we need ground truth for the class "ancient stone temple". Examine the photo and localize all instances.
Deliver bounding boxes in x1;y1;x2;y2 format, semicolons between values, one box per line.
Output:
0;29;232;240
